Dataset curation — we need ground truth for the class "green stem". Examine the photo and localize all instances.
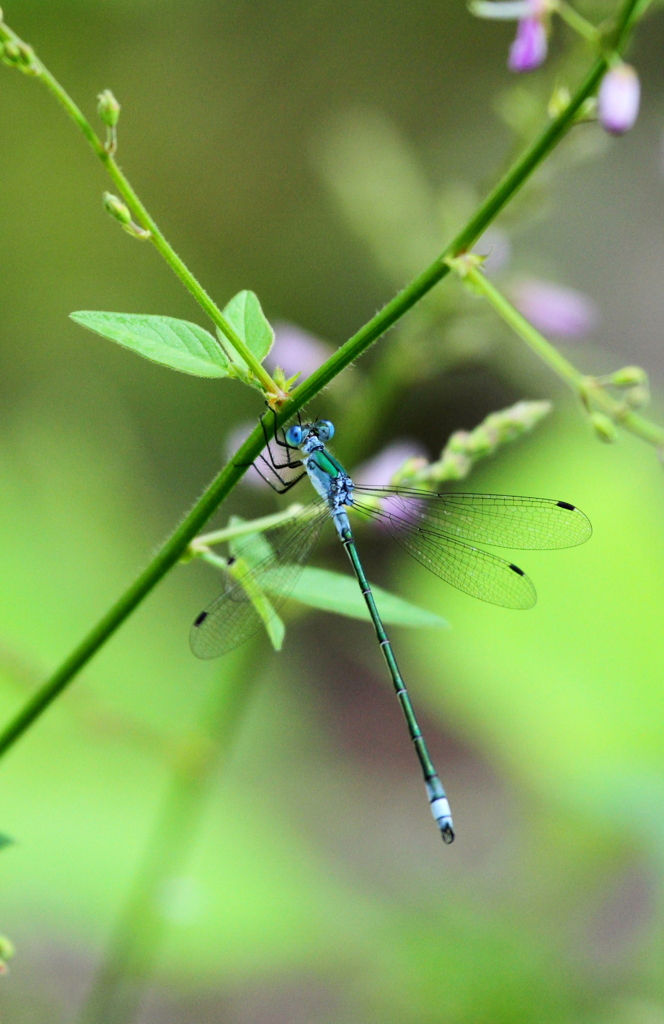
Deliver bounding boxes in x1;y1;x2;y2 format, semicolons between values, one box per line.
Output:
556;1;602;44
79;656;259;1024
0;19;277;396
0;0;644;760
190;503;306;552
453;259;664;447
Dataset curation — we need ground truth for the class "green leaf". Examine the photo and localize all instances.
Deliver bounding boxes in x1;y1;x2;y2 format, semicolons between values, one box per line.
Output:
219;290;274;369
0;835;14;851
70;312;230;378
227;555;285;651
265;566;449;629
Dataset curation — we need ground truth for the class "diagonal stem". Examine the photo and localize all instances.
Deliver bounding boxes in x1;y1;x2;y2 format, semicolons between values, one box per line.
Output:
0;0;644;760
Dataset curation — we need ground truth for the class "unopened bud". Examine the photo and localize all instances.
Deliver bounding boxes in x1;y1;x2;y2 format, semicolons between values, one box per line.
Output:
1;40;19;64
548;85;571;119
610;365;647;388
103;192;132;225
97;89;121;128
598;63;640;137
590;411;617;442
508;17;547;73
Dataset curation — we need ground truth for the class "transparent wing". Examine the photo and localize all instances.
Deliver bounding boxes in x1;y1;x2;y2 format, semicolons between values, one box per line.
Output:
352;487;592;549
190;502;329;659
354;501;536;609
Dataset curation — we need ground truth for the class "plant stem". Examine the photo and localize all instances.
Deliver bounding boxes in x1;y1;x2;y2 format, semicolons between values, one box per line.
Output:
556;1;602;44
79;655;259;1024
0;0;644;760
452;259;664;447
190;503;306;552
0;19;278;397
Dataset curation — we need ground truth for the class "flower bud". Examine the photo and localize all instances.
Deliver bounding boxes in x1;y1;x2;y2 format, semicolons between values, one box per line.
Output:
102;192;132;225
548;85;571;119
97;89;121;128
508;17;547;73
1;40;20;64
610;365;647;388
590;412;617;442
598;64;640;136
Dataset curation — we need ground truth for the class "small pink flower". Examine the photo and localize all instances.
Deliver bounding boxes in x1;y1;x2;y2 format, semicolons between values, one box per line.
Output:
598;64;640;137
470;0;550;73
512;278;599;337
508;16;548;72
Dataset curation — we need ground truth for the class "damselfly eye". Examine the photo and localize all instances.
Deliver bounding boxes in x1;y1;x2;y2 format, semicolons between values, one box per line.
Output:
285;424;303;446
316;420;335;442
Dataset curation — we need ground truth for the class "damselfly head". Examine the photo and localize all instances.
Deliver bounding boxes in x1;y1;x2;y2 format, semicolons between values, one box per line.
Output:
285;419;335;448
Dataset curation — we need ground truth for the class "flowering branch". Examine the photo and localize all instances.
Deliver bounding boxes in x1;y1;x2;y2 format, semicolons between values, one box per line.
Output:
448;256;664;449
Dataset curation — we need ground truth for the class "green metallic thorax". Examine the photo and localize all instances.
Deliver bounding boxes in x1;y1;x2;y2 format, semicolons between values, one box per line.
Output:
308;448;346;479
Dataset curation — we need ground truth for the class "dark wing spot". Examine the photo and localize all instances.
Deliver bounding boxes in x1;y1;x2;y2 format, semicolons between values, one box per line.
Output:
556;501;575;511
194;611;208;627
509;563;525;576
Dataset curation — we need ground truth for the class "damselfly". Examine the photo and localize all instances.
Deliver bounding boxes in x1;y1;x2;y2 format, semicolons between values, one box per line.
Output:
191;417;592;843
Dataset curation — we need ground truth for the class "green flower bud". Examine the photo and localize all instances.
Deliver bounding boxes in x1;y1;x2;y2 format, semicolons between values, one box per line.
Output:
1;40;20;65
103;192;132;226
610;365;648;388
548;85;570;119
97;89;121;128
590;411;617;442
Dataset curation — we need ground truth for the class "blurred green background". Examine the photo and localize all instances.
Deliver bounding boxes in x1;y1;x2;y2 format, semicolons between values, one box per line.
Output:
1;1;664;1022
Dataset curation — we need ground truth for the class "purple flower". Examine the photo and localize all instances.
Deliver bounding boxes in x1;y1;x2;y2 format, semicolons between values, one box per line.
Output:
508;15;547;72
511;278;600;337
266;322;332;381
470;0;550;73
598;64;640;137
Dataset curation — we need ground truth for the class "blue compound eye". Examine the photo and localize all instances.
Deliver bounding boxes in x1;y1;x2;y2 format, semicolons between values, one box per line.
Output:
285;424;303;447
316;420;335;442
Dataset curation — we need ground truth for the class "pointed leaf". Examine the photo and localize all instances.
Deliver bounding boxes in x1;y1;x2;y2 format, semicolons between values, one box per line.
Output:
228;555;285;651
265;566;449;628
220;290;274;368
70;312;230;378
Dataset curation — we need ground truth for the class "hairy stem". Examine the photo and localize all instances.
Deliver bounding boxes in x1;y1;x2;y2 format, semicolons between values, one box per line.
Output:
0;0;644;759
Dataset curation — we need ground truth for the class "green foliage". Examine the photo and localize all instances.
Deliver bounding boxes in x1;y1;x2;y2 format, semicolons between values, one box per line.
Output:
0;835;13;851
218;290;274;379
228;521;285;650
274;566;448;628
70;311;230;378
